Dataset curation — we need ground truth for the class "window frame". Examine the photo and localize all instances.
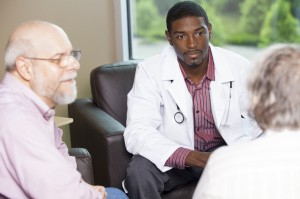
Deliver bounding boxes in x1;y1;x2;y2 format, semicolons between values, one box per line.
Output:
114;0;130;61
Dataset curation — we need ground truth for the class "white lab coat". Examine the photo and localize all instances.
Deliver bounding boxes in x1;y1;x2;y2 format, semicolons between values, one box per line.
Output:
124;44;262;172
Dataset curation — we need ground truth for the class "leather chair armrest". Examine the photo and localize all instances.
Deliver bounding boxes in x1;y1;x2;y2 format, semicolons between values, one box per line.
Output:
68;147;94;185
68;98;132;189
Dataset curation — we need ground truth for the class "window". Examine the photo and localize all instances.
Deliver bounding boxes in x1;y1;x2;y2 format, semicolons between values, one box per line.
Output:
115;0;300;61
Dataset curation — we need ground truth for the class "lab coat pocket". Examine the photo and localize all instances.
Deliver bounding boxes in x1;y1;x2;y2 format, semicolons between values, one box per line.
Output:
210;81;240;128
219;93;241;128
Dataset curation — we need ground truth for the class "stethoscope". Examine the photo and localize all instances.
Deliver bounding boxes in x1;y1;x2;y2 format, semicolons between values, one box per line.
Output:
170;79;185;124
174;104;184;124
173;81;233;125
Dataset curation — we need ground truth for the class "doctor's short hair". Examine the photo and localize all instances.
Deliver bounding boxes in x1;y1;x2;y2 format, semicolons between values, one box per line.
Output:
166;1;210;32
248;43;300;131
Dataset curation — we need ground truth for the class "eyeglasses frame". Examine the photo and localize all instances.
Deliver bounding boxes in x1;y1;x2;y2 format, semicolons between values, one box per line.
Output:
23;50;81;68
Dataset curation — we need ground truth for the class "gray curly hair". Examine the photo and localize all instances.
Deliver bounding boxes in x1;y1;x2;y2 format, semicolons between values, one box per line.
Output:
249;43;300;131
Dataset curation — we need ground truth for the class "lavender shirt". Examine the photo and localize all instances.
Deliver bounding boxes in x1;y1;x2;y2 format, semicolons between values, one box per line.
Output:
0;73;103;199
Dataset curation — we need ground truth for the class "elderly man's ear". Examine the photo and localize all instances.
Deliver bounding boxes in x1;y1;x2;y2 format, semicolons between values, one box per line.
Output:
15;57;33;81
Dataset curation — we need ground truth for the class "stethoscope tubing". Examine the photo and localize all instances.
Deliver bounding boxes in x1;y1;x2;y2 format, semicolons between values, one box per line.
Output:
173;81;233;125
174;104;184;124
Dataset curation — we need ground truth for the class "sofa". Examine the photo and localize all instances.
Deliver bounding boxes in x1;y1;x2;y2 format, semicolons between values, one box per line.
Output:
68;61;196;198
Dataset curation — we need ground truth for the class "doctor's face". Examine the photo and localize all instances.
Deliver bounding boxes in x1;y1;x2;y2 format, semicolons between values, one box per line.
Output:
166;16;211;68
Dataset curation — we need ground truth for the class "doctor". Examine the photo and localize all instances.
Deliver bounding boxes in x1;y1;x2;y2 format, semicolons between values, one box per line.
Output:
123;1;262;199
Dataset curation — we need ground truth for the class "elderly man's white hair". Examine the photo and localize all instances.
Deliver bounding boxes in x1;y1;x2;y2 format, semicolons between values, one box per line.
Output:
4;20;68;71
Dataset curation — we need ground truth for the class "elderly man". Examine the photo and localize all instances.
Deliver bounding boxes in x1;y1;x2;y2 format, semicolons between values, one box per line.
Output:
0;20;128;199
193;44;300;199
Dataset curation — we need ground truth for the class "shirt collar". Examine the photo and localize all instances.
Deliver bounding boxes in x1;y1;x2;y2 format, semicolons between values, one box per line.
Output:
207;47;215;81
1;73;55;120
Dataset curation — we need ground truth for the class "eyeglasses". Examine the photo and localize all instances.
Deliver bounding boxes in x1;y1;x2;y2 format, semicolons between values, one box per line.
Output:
24;50;81;68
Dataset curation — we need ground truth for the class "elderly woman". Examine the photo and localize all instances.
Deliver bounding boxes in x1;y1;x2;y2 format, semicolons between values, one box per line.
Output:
193;44;300;199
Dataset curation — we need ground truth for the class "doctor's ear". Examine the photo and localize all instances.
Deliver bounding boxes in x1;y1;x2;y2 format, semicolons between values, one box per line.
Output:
165;30;173;46
208;23;212;40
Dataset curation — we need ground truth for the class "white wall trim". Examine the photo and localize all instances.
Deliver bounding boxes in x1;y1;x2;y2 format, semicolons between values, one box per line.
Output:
114;0;129;61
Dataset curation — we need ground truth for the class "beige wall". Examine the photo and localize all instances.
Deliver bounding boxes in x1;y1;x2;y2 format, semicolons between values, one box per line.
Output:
0;0;117;146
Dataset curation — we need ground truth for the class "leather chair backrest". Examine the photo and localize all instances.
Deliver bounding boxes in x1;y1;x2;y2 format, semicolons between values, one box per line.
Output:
90;61;138;126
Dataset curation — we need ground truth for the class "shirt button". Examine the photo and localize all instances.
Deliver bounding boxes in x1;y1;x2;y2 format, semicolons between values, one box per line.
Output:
196;110;199;113
44;109;55;120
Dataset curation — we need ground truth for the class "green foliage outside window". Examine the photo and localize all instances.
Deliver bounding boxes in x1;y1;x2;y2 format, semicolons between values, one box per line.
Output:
134;0;165;42
132;0;300;47
233;0;274;45
259;0;300;46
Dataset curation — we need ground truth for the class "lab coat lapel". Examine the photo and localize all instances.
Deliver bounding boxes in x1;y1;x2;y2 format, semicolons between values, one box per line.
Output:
209;44;235;128
168;77;192;119
162;47;194;142
162;47;193;118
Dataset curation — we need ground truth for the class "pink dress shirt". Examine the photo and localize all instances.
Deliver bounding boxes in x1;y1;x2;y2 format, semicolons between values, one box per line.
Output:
0;73;103;199
165;48;226;169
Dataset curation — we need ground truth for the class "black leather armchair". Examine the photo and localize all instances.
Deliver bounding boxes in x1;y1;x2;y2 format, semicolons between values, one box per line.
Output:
68;61;196;199
69;147;94;185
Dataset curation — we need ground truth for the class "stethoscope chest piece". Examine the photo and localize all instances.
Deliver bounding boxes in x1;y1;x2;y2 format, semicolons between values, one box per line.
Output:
174;111;184;124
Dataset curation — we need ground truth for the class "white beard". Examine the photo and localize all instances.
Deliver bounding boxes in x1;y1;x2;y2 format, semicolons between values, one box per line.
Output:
52;81;77;105
32;69;78;105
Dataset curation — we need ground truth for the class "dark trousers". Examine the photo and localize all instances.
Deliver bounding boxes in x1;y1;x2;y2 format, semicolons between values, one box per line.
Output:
124;155;203;199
